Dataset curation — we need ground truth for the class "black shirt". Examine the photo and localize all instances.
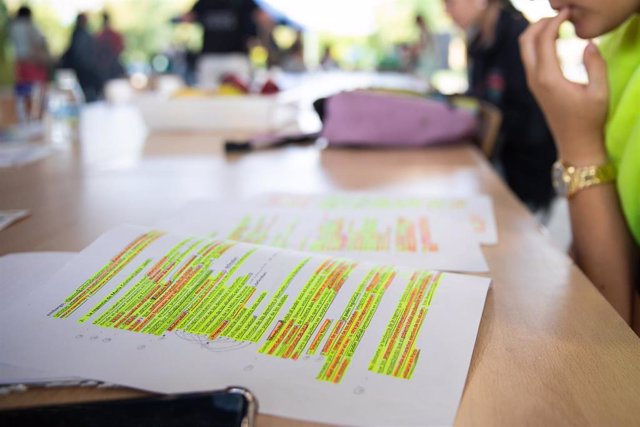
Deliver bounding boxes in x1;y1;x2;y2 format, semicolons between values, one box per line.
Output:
467;7;557;211
191;0;258;54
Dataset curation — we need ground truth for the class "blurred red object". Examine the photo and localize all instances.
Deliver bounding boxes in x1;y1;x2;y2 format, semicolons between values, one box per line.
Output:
220;73;249;94
260;79;279;95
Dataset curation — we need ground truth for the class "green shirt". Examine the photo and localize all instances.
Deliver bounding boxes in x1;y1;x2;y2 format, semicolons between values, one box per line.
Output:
601;15;640;245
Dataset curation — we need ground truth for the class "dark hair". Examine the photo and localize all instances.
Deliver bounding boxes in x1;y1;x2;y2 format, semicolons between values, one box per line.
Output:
17;6;32;18
493;0;516;11
76;13;88;27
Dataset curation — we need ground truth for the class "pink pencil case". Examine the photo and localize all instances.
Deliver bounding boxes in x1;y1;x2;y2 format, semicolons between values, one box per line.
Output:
320;91;477;147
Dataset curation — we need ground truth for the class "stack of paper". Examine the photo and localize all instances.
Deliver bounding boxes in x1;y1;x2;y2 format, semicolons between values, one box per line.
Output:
0;193;495;426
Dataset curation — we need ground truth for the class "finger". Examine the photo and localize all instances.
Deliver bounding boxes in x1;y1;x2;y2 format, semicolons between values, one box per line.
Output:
536;8;570;79
519;19;550;76
583;41;609;98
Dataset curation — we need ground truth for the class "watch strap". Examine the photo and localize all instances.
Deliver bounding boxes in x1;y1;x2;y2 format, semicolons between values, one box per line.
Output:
565;161;616;197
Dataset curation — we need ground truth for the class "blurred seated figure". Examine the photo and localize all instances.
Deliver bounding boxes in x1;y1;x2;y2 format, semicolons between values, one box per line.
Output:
254;7;282;69
409;14;439;79
95;12;126;84
281;30;306;73
9;6;51;85
444;0;557;214
320;45;340;71
60;13;101;102
183;0;260;87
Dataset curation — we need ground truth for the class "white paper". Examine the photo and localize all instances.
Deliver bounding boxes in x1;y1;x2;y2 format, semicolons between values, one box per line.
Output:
157;201;489;273
253;192;498;245
0;142;51;168
0;225;489;426
0;252;83;384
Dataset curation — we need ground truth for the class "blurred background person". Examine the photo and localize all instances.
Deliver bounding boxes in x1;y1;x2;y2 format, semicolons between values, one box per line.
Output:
9;6;51;85
410;14;439;80
281;30;306;72
181;0;261;87
320;45;340;70
59;13;101;102
95;12;126;86
254;7;282;69
444;0;557;215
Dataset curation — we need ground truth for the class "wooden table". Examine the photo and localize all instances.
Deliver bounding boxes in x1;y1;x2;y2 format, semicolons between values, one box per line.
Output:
1;104;640;426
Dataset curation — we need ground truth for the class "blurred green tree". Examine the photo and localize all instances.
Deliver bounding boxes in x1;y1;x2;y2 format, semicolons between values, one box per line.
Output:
4;0;452;72
0;1;15;87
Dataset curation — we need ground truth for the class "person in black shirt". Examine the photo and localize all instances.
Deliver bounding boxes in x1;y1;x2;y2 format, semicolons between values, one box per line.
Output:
60;13;101;101
184;0;259;86
444;0;557;214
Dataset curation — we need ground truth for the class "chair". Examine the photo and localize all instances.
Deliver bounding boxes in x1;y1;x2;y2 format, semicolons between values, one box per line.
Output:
475;100;502;158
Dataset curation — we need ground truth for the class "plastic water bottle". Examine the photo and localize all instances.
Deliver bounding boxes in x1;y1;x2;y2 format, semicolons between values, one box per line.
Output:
14;82;32;124
45;69;85;146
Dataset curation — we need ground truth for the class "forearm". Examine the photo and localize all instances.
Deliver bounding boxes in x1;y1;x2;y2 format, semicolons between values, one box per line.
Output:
568;177;637;323
559;132;637;322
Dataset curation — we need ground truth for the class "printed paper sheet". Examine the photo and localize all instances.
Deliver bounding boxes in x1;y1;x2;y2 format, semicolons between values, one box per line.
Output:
157;201;489;273
252;193;498;245
0;225;489;426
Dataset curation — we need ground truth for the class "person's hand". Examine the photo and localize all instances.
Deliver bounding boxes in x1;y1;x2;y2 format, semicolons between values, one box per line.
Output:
519;8;609;165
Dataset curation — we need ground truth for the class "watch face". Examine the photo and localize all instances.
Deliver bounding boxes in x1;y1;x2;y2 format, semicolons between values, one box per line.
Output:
552;161;568;196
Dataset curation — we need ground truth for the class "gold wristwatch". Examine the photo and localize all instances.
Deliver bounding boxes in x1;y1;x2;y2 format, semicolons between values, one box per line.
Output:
552;160;616;197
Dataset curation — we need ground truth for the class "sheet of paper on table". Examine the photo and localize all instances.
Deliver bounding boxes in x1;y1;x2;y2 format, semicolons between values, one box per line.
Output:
0;142;51;168
251;192;498;245
157;200;489;273
0;225;490;426
0;252;83;384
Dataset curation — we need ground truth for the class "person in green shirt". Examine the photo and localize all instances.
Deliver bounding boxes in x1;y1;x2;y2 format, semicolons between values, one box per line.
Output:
520;1;639;332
